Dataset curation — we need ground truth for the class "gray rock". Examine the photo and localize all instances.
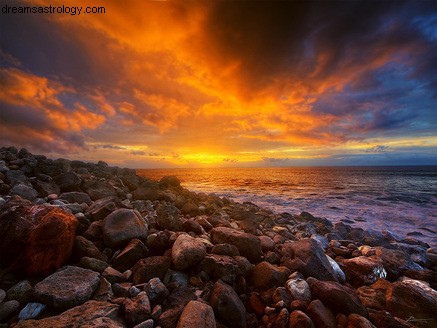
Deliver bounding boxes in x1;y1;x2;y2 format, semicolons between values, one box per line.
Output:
5;170;30;187
102;209;148;248
18;303;46;321
83;180;118;201
79;257;108;273
0;300;19;321
145;278;169;303
156;203;183;231
54;172;81;192
35;266;100;309
8;183;38;200
113;238;149;272
172;234;206;271
132;256;171;285
133;319;155;328
6;280;34;303
123;291;151;325
285;278;311;302
59;192;93;206
0;289;5;303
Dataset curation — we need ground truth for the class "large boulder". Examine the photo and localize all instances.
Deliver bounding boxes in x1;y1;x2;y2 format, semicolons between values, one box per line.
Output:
172;234;206;271
342;256;386;287
210;280;246;328
280;238;337;281
251;261;290;290
102;209;148;248
374;247;423;280
211;226;263;263
176;300;216;328
307;277;368;317
34;266;100;309
15;300;121;328
0;204;78;275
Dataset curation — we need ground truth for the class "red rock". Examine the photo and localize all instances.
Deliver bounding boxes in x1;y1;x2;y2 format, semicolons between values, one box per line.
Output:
251;261;291;290
112;238;149;272
0;204;78;276
123;291;151;325
171;234;206;271
347;314;376;328
289;310;315;328
306;299;337;328
132;256;171;285
356;279;390;310
176;300;216;328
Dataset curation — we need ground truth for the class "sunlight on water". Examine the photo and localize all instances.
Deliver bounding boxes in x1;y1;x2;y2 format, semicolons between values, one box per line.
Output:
137;166;437;248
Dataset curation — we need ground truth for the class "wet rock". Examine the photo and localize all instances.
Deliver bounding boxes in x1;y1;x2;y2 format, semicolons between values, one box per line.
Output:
18;302;46;321
374;247;422;280
347;313;376;328
35;266;100;309
386;279;437;322
289;310;315;328
59;191;93;206
113;238;149;272
73;236;108;262
0;300;19;321
132;256;171;285
8;183;38;200
15;300;120;328
54;172;81;192
356;279;390;310
176;300;216;328
342;256;386;287
280;238;337;281
211;226;263;263
0;204;78;276
285;278;311;303
123;291;151;325
307;277;368;317
210;279;246;328
306;299;337;328
326;255;346;283
102;208;148;248
172;234;207;271
251;261;290;290
6;280;34;303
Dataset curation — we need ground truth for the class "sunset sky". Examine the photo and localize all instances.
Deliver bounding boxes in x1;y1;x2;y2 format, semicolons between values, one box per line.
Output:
1;0;436;168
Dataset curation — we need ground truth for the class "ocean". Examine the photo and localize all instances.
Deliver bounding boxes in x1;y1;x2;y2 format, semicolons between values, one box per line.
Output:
137;166;437;249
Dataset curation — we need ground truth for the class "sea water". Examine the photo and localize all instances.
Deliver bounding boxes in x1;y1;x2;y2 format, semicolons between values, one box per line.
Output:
137;166;437;248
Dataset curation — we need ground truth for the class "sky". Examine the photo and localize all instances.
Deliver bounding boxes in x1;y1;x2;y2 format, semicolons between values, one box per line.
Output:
1;0;436;168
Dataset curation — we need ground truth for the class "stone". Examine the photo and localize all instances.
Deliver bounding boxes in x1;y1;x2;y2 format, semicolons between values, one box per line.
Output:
247;292;265;317
342;256;386;287
367;309;416;328
102;267;125;284
8;183;38;200
211;226;263;263
172;234;207;271
5;169;30;186
386;279;437;322
15;300;120;328
198;254;240;285
79;257;108;273
93;277;114;301
54;172;81;192
133;183;162;201
6;280;34;303
132;256;171;285
35;266;100;309
251;261;291;290
59;192;93;205
83;221;104;241
159;175;182;189
86;196;120;221
113;238;149;272
73;236;108;262
102;209;148;248
274;308;289;328
32;178;60;197
83;180;118;201
145;278;169;303
123;291;151;325
211;243;240;256
374;247;422;280
285;278;311;303
280;239;337;281
356;279;390;310
307;277;368;317
347;314;376;328
326;255;346;283
0;204;78;276
176;300;216;328
209;279;246;328
306;299;337;328
18;303;46;321
289;310;315;328
0;289;5;303
133;319;154;328
0;300;19;322
156;203;183;231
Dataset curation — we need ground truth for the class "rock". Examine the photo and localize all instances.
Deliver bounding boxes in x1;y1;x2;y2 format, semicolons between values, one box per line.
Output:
113;238;149;272
15;300;120;328
123;291;151;325
102;267;125;284
0;204;78;276
159;175;182;189
211;243;240;256
306;299;337;328
176;300;216;328
274;308;289;328
251;261;291;290
356;279;390;310
181;201;200;216
347;314;376;328
247;292;265;317
59;192;93;206
86;196;121;221
145;278;169;303
374;247;422;280
280;239;337;281
8;183;38;200
307;277;368;317
133;319;154;328
289;310;315;328
342;256;386;287
5;169;30;186
172;234;207;271
83;221;103;241
83;180;118;201
146;231;170;255
102;209;148;248
133;183;161;201
211;226;263;263
386;279;437;322
0;300;19;321
367;309;416;328
198;254;240;285
158;287;196;328
326;255;346;283
6;280;34;303
0;289;5;302
156;203;183;231
93;277;113;301
272;287;293;308
210;280;246;328
285;278;311;303
132;256;171;285
54;172;81;192
79;257;108;273
18;303;46;321
34;266;100;309
32;177;60;197
73;236;108;262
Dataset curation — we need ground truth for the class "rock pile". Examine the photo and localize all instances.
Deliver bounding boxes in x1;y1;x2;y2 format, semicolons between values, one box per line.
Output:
0;146;436;328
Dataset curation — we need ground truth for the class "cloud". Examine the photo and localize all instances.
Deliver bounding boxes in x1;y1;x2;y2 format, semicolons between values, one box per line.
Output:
365;145;391;153
131;150;146;156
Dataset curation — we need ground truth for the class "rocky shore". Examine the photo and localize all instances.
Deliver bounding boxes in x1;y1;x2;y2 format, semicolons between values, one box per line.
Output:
0;146;436;328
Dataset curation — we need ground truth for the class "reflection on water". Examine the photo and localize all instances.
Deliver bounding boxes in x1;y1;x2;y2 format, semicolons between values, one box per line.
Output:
137;166;437;248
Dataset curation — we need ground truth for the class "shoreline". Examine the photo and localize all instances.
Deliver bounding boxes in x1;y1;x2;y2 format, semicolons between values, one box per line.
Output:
0;146;436;327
